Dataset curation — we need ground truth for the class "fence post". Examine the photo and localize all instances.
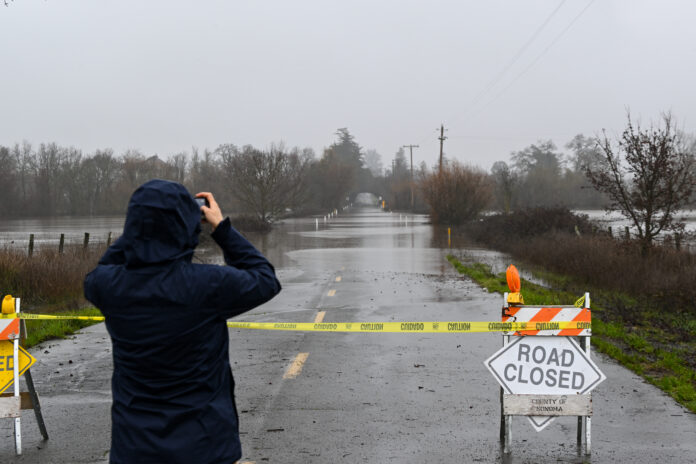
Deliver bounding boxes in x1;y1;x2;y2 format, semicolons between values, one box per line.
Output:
28;234;34;257
58;234;65;254
624;226;630;239
83;233;90;250
106;232;112;247
607;226;613;238
675;234;681;251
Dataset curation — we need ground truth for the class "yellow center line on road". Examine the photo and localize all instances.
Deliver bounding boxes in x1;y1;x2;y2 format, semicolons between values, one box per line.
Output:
283;353;309;379
335;276;342;282
314;311;326;323
327;289;336;297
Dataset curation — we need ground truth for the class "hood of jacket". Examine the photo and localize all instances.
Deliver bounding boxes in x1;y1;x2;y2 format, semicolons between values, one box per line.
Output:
121;179;201;267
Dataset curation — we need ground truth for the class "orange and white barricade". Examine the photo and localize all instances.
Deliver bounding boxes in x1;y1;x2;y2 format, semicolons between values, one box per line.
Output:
0;296;48;455
499;292;594;456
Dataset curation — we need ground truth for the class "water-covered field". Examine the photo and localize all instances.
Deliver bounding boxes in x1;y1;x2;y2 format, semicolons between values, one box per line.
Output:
3;208;696;254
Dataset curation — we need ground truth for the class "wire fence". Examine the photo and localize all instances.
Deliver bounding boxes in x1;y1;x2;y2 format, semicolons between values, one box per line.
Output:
0;232;122;256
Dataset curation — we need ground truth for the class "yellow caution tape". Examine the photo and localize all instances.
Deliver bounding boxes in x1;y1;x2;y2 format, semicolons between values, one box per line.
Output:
227;321;591;333
0;313;590;333
0;313;107;321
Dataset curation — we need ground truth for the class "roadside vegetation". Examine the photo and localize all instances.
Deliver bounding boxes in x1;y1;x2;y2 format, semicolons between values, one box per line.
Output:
446;114;696;413
448;207;696;414
23;307;103;348
0;245;104;347
420;162;492;224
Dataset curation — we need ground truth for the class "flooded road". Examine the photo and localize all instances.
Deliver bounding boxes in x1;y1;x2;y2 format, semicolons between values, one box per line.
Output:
1;207;694;463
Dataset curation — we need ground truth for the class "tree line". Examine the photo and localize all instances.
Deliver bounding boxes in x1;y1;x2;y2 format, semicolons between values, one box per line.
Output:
0;129;387;221
2;114;695;249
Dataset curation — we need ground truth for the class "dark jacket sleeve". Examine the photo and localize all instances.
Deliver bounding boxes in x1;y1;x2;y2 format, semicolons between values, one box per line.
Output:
207;218;281;319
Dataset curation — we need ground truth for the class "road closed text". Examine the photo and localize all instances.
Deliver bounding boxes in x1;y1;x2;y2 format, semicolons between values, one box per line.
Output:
503;342;585;389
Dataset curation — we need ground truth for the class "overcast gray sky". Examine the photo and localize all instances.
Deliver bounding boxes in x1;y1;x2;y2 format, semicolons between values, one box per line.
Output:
1;0;695;171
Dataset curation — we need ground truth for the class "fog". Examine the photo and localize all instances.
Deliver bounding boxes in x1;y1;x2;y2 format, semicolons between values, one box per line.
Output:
1;0;695;169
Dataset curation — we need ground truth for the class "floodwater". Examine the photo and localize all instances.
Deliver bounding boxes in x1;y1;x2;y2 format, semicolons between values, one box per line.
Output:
0;216;125;250
0;209;506;268
4;208;696;255
576;208;696;236
2;205;694;463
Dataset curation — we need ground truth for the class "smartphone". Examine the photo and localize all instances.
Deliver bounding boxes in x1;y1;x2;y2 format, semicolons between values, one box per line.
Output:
194;197;210;218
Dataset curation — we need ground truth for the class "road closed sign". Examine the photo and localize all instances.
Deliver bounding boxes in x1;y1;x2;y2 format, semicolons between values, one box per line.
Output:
485;336;606;431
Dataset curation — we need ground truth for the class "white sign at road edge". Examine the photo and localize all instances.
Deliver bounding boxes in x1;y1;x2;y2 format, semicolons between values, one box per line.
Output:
484;336;606;431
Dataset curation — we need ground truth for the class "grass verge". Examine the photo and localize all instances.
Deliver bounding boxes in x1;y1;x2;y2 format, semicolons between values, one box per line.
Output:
23;307;104;348
0;245;106;347
446;255;696;414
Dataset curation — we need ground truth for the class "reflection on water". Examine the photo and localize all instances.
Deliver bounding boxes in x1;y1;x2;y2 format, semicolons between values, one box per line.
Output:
0;216;126;250
1;209;451;270
576;209;696;235
200;209;436;268
8;207;690;274
0;207;520;285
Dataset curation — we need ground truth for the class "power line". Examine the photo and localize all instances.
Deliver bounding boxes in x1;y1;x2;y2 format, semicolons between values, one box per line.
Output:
411;1;594;163
413;1;569;148
466;0;596;121
448;133;579;141
463;0;568;112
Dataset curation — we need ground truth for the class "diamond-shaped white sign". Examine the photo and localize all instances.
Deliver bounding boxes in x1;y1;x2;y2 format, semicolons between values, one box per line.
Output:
485;336;606;431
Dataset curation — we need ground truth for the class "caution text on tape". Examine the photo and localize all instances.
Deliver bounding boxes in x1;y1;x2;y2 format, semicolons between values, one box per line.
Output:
0;314;591;333
227;321;591;333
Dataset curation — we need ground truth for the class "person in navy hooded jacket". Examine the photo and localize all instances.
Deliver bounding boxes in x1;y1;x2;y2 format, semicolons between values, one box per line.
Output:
84;179;281;464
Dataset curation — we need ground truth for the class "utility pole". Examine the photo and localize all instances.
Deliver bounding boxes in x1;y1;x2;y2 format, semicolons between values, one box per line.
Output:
402;144;419;211
438;124;447;173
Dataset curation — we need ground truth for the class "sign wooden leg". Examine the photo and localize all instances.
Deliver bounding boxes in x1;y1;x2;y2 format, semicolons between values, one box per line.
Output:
584;334;592;455
500;330;509;447
499;386;505;442
13;337;21;455
504;415;512;454
24;370;48;440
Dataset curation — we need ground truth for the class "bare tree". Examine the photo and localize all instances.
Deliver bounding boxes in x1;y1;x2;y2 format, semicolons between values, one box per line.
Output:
190;147;220;197
0;146;18;215
83;149;119;215
35;143;62;215
585;113;696;251
564;134;606;208
511;140;564;207
57;147;84;214
490;161;516;213
218;143;312;222
11;142;35;210
169;152;189;185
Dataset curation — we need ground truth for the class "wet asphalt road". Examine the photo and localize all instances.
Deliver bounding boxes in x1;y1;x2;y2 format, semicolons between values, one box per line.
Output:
1;207;695;463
